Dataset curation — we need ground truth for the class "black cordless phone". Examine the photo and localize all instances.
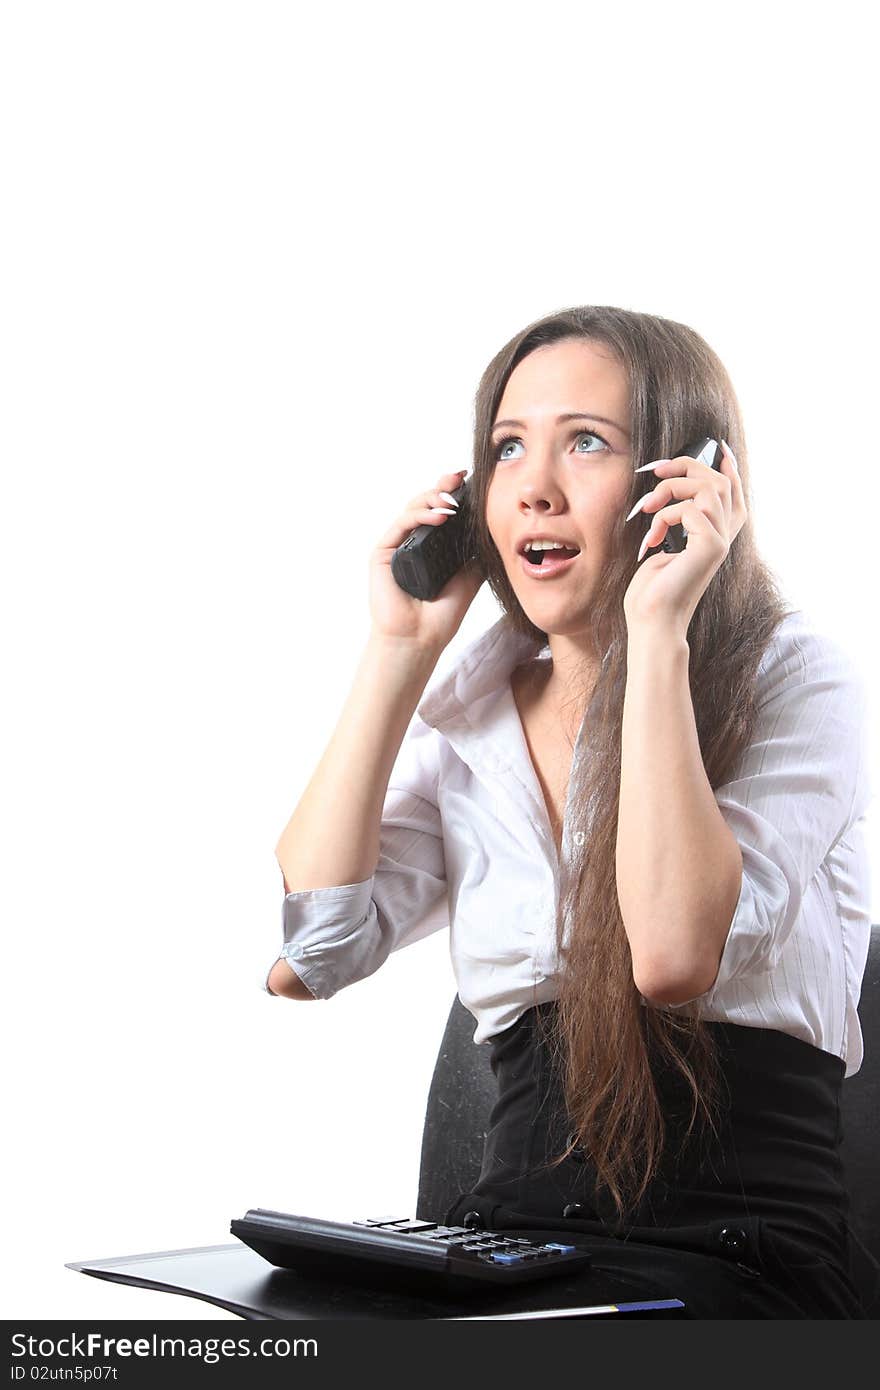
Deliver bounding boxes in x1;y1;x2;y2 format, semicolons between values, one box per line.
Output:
649;436;723;556
390;476;480;601
389;437;723;600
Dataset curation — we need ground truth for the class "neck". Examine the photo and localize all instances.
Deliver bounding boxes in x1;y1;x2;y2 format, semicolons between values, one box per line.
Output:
543;632;603;707
523;634;601;744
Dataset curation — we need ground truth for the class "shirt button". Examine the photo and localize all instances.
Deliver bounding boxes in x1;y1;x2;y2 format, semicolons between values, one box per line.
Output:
283;943;305;960
566;1131;589;1163
462;1211;485;1230
573;831;585;846
563;1203;588;1219
718;1226;748;1255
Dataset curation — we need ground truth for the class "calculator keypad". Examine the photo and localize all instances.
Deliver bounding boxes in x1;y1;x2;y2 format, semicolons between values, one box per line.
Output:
353;1216;578;1264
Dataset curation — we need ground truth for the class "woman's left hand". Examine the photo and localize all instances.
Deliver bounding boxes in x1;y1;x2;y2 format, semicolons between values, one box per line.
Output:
622;439;747;638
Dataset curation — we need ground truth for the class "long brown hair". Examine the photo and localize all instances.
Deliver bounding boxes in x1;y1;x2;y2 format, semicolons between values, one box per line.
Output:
462;305;794;1222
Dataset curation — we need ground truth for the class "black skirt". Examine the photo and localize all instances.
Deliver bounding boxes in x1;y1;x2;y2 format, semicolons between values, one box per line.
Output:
443;1002;873;1318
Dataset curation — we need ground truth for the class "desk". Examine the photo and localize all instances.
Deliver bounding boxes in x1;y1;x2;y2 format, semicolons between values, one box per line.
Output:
67;1243;686;1319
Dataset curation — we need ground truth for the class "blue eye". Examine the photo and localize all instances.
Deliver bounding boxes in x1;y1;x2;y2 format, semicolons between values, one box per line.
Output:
492;429;609;462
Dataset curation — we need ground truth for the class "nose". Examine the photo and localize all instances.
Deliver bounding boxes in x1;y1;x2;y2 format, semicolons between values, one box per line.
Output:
516;444;567;513
518;482;567;518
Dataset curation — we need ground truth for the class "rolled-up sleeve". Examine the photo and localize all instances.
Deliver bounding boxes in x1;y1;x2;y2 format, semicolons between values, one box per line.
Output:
262;713;449;998
679;625;870;1004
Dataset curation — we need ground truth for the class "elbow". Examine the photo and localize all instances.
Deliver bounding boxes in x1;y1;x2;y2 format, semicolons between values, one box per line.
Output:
633;956;720;1008
631;865;740;1008
266;958;318;1000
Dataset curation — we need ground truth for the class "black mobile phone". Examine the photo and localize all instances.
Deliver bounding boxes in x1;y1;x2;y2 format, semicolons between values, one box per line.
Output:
390;476;480;601
647;436;723;556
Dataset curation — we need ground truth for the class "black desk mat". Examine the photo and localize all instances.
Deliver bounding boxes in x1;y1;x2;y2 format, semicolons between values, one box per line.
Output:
67;1242;685;1320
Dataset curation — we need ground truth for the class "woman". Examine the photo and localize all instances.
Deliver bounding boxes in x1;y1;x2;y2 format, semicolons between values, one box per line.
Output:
264;306;874;1318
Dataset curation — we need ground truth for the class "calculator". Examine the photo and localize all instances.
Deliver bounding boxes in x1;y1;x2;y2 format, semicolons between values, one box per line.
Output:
230;1209;594;1288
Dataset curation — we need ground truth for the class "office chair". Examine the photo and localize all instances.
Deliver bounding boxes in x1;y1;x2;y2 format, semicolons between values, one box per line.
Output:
417;925;880;1317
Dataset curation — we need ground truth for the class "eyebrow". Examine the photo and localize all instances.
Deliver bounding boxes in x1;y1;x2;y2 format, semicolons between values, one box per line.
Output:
491;411;630;438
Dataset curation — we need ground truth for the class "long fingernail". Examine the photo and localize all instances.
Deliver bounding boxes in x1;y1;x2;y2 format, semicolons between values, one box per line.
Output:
432;507;457;515
721;439;739;472
637;528;653;562
438;492;460;507
625;494;652;522
635;458;670;473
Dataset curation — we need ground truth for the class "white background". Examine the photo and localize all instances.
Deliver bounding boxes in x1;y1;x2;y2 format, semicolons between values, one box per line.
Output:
3;0;877;1321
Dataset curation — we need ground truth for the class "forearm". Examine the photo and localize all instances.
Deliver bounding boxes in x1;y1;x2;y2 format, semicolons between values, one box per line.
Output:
616;627;743;1004
275;633;442;893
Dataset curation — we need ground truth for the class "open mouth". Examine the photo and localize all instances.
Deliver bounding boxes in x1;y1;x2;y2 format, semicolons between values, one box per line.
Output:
523;546;580;565
520;545;581;578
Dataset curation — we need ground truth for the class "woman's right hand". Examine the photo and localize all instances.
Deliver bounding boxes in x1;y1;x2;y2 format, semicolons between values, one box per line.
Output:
369;469;485;653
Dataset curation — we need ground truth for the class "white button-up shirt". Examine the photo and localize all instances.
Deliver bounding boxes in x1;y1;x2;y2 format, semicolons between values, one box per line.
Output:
264;609;873;1077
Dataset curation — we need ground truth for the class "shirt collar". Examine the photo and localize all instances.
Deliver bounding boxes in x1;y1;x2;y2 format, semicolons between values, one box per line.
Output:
417;615;548;733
